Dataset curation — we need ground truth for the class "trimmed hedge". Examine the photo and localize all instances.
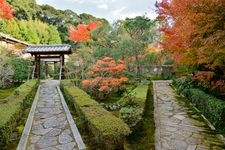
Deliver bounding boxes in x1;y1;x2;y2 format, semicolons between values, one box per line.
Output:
183;89;225;130
0;80;38;147
60;80;131;150
173;78;225;131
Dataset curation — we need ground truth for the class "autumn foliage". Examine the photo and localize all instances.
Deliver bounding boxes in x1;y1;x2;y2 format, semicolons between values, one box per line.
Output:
156;0;225;68
0;0;14;20
82;57;128;99
69;22;99;42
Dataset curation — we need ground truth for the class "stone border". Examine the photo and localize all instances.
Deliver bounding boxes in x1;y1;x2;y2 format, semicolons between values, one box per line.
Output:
56;86;86;150
17;85;41;150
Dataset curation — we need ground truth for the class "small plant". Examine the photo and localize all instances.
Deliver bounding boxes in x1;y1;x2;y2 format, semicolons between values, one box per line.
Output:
118;88;136;107
119;105;143;128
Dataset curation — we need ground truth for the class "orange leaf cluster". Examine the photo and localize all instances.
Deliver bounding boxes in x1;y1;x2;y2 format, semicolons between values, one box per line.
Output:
156;0;225;67
82;57;128;96
90;57;126;76
69;22;99;42
0;0;14;20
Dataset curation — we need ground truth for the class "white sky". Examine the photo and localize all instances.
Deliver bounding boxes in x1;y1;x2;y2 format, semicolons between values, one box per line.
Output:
36;0;158;23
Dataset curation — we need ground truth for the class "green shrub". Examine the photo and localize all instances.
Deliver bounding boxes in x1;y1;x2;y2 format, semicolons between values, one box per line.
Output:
0;80;38;147
10;58;31;83
61;80;131;150
119;105;143;128
172;76;193;93
184;88;225;130
173;77;225;132
118;85;149;129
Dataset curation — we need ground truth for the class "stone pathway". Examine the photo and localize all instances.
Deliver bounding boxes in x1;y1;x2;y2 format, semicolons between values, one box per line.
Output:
153;80;225;150
25;80;80;150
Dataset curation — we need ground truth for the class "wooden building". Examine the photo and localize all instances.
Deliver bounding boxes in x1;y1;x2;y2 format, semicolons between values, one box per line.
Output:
0;32;29;55
24;44;72;80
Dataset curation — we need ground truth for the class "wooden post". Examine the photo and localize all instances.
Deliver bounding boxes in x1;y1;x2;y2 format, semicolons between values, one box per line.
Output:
62;54;65;79
34;55;38;78
59;55;62;81
54;62;57;79
45;62;48;79
35;55;41;79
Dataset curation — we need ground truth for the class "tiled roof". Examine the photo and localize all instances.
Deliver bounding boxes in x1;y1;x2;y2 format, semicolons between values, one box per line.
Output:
0;32;29;46
25;44;72;54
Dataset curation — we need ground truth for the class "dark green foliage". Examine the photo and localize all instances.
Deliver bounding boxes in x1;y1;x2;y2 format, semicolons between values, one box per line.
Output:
183;89;225;131
60;80;131;149
119;85;149;129
10;58;31;83
123;16;157;42
172;76;193;94
173;77;225;132
119;105;142;128
0;80;38;148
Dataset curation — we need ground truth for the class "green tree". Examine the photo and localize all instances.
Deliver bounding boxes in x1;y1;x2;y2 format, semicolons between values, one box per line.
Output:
48;25;61;44
10;57;31;83
122;16;157;75
26;22;40;44
0;19;21;39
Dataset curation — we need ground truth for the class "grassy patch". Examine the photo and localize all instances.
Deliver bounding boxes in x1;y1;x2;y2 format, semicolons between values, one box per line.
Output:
0;87;16;100
125;83;155;150
132;85;149;107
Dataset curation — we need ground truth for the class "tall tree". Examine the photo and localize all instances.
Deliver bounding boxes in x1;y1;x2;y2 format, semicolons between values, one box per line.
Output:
48;25;61;44
122;16;157;75
156;0;225;70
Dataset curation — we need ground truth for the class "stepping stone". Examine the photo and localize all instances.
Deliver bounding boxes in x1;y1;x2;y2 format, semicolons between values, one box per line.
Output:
45;128;61;137
174;115;185;120
32;123;44;131
40;147;57;150
27;144;35;150
37;136;57;148
59;130;73;144
56;142;76;150
32;128;52;136
30;135;41;143
187;145;197;150
43;116;59;128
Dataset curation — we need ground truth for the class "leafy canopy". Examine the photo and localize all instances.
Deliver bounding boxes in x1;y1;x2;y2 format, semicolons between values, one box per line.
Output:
0;0;14;20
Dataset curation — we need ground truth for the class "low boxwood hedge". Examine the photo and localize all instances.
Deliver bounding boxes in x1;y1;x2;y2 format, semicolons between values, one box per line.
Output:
173;78;225;132
60;80;131;150
0;80;38;147
183;88;225;130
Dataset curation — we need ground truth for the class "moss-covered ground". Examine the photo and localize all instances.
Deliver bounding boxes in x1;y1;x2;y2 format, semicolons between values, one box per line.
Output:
125;83;155;150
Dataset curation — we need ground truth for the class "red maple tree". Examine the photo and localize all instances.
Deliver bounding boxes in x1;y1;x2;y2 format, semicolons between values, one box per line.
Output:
156;0;225;67
0;0;14;20
69;22;99;42
82;57;128;99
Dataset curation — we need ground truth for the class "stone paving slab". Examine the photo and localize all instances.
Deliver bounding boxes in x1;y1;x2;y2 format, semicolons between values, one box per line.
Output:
18;80;85;150
153;80;225;150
